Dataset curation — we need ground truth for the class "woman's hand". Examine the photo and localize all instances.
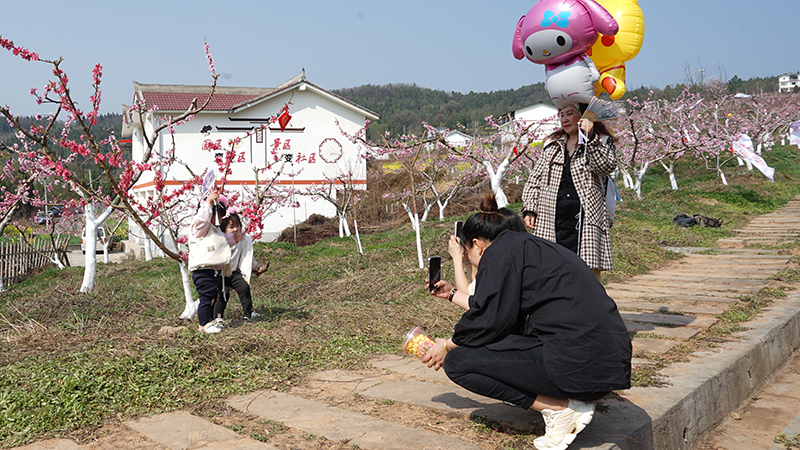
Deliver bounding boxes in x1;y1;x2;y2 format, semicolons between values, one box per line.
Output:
421;338;449;370
524;214;536;229
579;118;594;136
426;279;453;299
447;235;464;262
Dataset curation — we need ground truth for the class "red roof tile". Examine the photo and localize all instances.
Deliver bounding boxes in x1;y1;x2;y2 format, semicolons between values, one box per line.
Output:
140;91;262;112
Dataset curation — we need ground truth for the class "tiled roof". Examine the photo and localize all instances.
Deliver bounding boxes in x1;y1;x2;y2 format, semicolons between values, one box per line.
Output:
134;83;275;112
138;92;257;112
130;69;379;120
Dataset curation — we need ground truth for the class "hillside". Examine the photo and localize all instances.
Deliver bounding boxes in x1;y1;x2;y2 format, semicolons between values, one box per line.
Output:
331;83;551;137
1;73;782;146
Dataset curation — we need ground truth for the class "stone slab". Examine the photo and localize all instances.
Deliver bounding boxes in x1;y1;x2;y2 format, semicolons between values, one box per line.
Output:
609;286;744;299
226;390;484;450
607;291;738;305
627;324;703;341
126;411;277;450
632;338;681;355
616;300;726;316
360;380;541;427
370;355;453;384
7;440;83;450
621;312;718;329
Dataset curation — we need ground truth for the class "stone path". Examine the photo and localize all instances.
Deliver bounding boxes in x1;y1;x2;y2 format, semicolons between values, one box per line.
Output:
12;199;800;450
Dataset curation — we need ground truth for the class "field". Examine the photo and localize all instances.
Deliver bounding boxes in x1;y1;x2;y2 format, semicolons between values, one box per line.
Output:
3;145;800;448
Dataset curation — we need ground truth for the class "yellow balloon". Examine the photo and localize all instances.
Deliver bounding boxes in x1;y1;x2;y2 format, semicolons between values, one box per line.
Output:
589;0;645;100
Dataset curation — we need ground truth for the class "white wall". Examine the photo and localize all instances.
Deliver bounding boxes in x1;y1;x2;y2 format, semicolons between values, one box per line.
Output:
128;84;370;242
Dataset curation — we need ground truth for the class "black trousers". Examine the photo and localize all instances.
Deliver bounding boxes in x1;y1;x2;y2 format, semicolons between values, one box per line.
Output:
213;270;253;318
192;269;221;326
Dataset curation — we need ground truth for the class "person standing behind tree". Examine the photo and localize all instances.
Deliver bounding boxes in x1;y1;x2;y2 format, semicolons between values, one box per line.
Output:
521;102;617;280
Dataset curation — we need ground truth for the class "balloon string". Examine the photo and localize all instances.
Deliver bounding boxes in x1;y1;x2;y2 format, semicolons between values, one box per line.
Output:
578;127;588;145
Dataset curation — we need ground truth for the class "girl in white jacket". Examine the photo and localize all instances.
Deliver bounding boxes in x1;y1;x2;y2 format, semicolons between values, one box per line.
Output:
188;189;231;334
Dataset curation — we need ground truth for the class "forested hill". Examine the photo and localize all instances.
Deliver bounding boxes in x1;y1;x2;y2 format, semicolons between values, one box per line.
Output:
0;74;780;145
331;83;551;138
332;74;780;139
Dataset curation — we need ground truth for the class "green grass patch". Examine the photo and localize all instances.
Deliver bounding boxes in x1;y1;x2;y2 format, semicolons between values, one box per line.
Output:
3;145;800;446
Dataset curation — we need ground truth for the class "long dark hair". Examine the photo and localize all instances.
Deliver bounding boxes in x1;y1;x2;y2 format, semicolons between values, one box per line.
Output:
498;207;526;232
460;193;510;250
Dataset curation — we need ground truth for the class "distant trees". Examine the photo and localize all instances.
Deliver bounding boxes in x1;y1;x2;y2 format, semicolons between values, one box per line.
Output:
333;83;551;139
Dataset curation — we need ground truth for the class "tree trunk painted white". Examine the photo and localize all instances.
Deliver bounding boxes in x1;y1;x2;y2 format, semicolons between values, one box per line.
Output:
0;277;5;293
337;211;352;237
659;161;679;191
719;169;728;185
178;261;198;319
401;202;424;268
437;199;450;221
482;159;510;208
413;214;423;269
80;203;114;293
102;241;110;264
622;169;634;190
420;202;433;222
143;235;153;261
353;218;364;255
633;162;650;200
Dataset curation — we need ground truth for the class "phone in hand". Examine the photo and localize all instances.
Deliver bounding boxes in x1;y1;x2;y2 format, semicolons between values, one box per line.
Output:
454;221;463;238
428;256;441;292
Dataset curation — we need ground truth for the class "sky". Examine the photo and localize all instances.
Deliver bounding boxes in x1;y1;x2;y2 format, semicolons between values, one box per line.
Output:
1;0;798;117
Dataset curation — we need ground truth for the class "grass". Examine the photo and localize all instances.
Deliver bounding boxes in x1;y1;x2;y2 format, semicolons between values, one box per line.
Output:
3;145;800;447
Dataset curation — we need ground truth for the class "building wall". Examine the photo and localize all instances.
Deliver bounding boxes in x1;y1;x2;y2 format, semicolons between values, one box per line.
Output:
779;73;800;93
128;87;369;244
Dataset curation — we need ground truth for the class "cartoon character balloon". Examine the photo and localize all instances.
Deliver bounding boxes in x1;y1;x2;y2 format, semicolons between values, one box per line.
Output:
513;0;618;109
588;0;645;100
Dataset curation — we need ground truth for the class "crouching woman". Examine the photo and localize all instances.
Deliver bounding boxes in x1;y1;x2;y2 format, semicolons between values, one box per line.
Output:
425;204;631;450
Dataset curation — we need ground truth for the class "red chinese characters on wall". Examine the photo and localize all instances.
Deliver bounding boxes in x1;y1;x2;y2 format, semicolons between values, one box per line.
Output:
268;137;318;164
202;137;328;165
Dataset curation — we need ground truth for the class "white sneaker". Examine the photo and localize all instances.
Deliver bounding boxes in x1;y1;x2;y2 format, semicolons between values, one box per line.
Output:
201;322;221;334
212;317;225;329
245;311;262;320
533;399;595;450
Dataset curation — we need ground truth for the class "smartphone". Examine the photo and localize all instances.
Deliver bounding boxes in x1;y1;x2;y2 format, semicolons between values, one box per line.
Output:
454;221;463;238
428;256;441;292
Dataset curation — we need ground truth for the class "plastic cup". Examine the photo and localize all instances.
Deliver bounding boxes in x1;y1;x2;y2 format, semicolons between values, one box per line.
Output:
402;326;435;358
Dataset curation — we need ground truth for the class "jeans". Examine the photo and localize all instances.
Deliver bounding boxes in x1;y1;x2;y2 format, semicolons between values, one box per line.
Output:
444;344;608;410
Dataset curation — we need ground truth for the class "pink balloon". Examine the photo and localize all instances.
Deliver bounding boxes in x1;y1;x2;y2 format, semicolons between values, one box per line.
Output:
513;0;618;108
513;0;618;66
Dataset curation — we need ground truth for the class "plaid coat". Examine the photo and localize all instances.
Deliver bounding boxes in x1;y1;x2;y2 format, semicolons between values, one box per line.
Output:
521;133;617;271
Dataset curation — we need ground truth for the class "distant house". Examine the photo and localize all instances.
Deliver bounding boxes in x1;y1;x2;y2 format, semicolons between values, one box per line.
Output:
779;73;800;93
499;103;559;145
122;69;379;245
436;128;473;148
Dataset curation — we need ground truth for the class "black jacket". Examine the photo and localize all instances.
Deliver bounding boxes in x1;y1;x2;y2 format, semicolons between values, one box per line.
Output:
452;230;631;394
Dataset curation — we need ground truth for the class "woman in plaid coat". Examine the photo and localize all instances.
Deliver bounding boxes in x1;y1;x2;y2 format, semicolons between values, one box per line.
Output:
521;103;617;280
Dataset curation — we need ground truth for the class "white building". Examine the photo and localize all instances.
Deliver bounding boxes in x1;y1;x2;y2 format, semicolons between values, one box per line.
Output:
122;70;379;246
499;103;560;145
429;128;473;150
779;73;800;93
